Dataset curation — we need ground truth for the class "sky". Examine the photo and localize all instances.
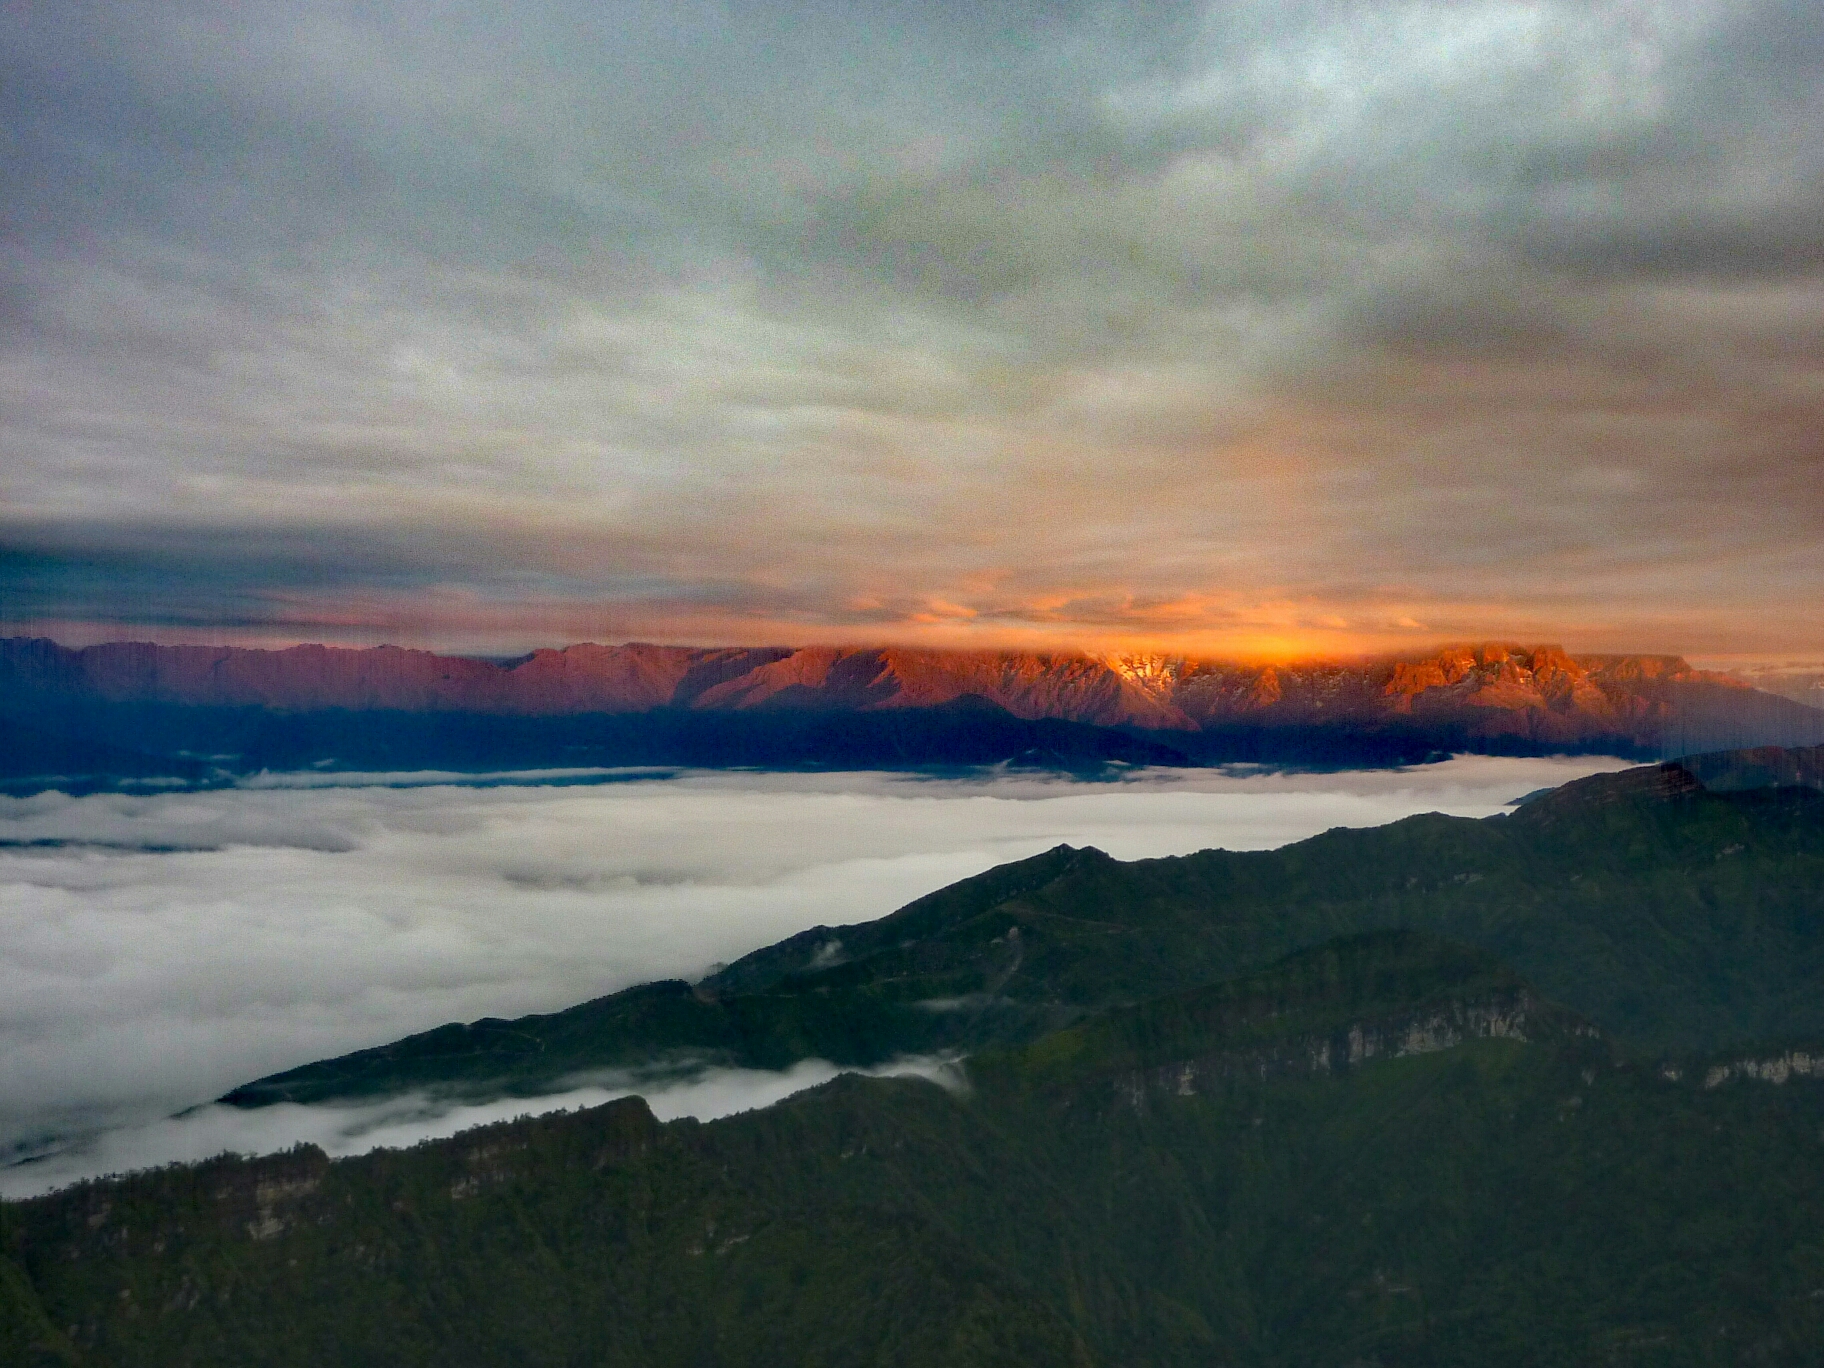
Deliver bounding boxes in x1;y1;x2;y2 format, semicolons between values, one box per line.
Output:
0;754;1627;1195
3;0;1822;660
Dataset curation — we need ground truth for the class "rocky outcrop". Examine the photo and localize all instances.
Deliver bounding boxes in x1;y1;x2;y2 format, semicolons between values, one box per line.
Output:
1701;1050;1824;1089
1117;990;1575;1106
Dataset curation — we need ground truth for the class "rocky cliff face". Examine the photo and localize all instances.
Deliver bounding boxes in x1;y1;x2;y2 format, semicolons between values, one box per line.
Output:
0;637;1761;716
1119;990;1561;1107
1105;642;1767;744
6;636;1822;757
1106;987;1614;1117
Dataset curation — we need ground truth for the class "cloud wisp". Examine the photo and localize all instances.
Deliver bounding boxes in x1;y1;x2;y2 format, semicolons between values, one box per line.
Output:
0;1057;964;1200
0;756;1628;1177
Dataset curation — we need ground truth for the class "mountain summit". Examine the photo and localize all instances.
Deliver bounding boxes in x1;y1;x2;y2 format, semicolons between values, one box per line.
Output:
5;638;1822;783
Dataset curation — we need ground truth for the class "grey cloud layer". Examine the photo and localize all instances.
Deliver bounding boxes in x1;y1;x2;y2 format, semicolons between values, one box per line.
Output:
0;758;1625;1167
3;1;1820;649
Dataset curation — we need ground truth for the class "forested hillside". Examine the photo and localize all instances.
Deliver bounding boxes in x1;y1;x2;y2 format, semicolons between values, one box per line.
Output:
12;932;1824;1365
229;753;1824;1111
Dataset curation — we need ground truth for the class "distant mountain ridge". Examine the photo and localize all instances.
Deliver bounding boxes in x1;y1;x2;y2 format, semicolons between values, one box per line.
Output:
5;638;1822;778
0;637;1756;724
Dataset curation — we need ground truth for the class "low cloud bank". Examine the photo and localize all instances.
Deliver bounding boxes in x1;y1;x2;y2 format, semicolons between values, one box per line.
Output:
0;1056;961;1200
0;756;1629;1181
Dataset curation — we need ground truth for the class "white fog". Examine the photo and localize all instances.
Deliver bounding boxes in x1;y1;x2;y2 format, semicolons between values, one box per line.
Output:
0;755;1630;1195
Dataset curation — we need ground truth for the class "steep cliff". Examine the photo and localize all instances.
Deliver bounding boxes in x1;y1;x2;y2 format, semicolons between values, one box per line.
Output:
6;637;1823;780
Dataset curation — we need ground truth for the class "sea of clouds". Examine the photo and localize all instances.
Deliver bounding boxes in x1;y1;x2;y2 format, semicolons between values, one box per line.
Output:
0;755;1630;1196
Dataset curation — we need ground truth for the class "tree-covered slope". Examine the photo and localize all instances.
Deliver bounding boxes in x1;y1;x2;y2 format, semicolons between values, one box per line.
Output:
226;755;1824;1110
15;932;1824;1366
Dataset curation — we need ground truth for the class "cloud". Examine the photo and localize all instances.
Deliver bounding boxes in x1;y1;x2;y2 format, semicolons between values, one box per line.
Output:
1;1;1820;655
0;1056;965;1200
0;757;1629;1173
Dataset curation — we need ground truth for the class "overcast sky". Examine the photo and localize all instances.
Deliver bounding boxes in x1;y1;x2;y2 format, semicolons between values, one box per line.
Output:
3;0;1820;658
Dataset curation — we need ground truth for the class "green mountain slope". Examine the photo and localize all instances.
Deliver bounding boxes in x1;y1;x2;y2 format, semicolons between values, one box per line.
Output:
972;929;1591;1094
0;1219;81;1368
227;752;1824;1109
15;932;1824;1366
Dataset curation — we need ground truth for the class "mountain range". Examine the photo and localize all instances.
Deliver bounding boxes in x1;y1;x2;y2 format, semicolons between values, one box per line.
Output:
6;637;1824;784
219;743;1824;1116
10;747;1824;1364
